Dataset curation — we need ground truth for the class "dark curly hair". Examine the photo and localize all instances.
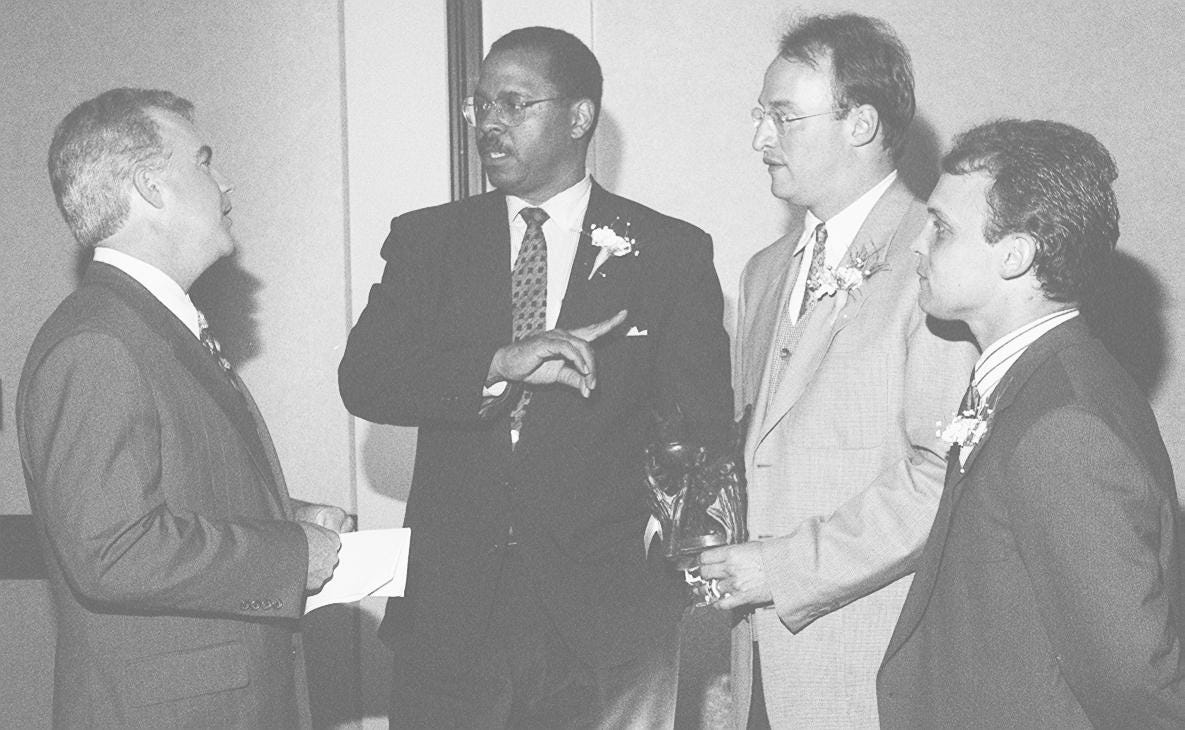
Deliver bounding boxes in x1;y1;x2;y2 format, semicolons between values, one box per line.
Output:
943;119;1119;303
779;13;915;159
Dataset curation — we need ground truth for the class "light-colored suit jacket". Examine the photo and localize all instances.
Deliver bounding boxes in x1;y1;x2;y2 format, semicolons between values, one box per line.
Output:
18;262;311;729
730;179;977;728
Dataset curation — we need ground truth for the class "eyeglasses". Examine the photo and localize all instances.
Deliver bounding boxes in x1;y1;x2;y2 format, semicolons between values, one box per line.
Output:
750;106;845;136
462;96;566;128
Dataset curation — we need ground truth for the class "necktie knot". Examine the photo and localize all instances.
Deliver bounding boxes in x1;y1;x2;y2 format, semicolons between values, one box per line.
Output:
814;222;828;246
520;206;549;229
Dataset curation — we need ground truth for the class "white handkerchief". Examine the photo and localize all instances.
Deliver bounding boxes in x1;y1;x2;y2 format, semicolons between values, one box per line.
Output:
304;527;411;614
626;326;648;337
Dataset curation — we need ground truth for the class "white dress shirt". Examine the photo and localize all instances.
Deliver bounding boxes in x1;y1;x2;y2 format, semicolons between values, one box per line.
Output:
787;171;898;323
484;174;593;399
973;308;1081;403
504;173;593;331
92;247;202;339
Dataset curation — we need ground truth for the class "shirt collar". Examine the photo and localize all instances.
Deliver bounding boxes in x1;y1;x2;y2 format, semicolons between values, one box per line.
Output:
505;173;593;232
92;246;202;338
973;308;1080;401
794;170;898;256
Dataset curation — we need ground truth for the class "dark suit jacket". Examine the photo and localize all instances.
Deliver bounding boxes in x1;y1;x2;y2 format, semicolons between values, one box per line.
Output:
339;181;733;669
17;262;311;729
878;319;1185;728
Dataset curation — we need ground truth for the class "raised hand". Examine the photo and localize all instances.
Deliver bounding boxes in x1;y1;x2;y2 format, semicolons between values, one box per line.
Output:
487;310;628;397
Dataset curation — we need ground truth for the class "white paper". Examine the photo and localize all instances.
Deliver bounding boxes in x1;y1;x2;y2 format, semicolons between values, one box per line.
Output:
304;527;410;614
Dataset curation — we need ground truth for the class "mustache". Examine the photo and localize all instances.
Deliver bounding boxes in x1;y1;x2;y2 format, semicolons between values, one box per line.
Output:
477;133;509;155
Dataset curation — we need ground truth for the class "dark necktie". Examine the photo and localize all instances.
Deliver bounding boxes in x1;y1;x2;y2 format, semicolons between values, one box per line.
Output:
509;207;549;438
798;222;829;318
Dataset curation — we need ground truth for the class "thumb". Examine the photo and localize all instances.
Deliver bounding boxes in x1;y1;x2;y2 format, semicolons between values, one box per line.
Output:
573;309;628;342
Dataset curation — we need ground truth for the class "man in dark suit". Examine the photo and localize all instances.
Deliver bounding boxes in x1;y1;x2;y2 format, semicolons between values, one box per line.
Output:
18;88;349;729
339;26;732;729
877;118;1185;727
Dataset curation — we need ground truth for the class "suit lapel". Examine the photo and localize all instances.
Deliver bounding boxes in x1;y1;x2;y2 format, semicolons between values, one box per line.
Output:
754;179;917;449
883;318;1090;664
87;263;285;509
556;181;637;329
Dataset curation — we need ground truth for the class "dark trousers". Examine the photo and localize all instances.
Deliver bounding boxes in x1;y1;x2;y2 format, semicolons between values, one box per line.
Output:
389;551;679;729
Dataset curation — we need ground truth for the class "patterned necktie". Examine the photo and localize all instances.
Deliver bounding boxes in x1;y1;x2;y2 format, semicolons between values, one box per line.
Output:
196;310;234;376
509;207;549;438
798;222;828;318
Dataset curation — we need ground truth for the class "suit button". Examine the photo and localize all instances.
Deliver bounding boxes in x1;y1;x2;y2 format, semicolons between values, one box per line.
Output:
779;348;790;359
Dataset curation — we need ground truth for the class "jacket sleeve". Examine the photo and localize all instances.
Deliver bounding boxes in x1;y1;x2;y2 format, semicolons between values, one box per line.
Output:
759;306;976;631
1008;408;1185;728
20;333;308;618
338;214;502;426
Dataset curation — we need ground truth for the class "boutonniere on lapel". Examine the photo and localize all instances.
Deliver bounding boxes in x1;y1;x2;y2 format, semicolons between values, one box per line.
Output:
586;217;638;280
936;385;1000;471
807;242;889;300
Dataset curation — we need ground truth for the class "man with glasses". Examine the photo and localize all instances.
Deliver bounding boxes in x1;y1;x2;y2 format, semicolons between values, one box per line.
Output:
339;25;732;729
695;13;975;728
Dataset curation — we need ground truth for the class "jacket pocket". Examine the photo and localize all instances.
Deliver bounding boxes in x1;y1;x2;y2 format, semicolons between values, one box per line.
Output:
120;640;250;707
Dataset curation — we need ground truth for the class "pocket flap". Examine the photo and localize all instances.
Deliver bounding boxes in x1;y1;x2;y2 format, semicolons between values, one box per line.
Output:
121;640;250;707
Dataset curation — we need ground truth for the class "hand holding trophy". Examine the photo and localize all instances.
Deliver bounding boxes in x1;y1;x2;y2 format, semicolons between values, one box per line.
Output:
643;405;750;606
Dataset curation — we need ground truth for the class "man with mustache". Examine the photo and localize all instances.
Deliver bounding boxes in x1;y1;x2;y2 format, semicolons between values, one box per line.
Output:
339;26;732;729
18;88;348;729
878;119;1185;728
696;13;976;728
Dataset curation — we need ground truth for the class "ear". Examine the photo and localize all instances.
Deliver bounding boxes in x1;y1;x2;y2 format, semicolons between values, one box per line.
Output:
570;98;596;141
998;233;1037;281
847;104;881;149
132;165;165;209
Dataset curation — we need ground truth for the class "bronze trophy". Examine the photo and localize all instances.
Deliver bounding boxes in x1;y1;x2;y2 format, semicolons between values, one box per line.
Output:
643;406;749;604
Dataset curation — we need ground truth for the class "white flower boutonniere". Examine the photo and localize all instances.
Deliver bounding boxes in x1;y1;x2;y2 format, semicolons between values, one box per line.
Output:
587;219;638;279
808;244;889;300
937;405;992;451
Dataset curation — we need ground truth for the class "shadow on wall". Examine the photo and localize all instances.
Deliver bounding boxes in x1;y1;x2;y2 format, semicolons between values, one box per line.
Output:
899;111;941;202
1082;250;1167;396
74;249;264;369
590;110;622;191
189;256;263;367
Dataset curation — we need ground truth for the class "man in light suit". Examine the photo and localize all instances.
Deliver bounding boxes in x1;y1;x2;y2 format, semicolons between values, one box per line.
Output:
878;119;1185;728
338;27;732;729
697;14;976;728
18;88;349;729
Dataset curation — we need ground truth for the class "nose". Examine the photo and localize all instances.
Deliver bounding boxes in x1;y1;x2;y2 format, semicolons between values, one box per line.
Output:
909;228;928;258
752;115;776;152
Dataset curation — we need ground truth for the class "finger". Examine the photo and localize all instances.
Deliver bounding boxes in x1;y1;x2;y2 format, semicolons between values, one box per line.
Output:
553;365;591;395
697;547;726;566
571;309;628;342
536;336;595;378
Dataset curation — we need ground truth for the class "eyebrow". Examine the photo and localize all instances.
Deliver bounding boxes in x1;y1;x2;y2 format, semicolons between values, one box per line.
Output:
927;206;953;227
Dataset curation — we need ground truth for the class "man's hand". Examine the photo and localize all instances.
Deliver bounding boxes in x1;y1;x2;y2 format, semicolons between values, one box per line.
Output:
299;521;342;592
697;541;774;610
487;310;628;397
293;500;356;533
